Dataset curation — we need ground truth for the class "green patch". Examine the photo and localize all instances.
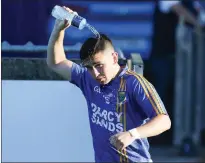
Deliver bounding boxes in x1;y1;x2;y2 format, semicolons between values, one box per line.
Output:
118;91;126;103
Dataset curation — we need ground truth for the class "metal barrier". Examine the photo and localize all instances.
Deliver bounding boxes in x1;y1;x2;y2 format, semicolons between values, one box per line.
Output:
1;41;144;74
130;53;144;75
174;19;205;154
1;41;82;53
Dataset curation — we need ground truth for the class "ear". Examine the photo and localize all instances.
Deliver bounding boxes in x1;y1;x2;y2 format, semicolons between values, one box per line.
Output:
112;52;118;64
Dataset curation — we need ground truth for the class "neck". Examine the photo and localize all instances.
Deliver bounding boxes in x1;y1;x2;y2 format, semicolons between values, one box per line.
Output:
112;64;121;79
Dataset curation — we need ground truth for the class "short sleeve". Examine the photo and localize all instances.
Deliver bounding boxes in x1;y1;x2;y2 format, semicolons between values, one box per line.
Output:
132;75;167;119
159;1;180;13
70;62;90;94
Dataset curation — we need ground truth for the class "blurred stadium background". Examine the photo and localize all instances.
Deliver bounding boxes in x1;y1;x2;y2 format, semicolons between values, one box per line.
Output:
2;0;205;162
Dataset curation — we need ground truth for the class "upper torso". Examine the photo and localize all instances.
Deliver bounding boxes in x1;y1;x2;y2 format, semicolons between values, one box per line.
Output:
70;63;167;162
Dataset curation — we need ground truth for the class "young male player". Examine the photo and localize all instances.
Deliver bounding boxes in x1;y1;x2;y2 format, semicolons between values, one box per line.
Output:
47;6;171;162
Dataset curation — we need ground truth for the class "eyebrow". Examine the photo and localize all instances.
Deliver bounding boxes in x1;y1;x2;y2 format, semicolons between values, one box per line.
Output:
93;62;103;65
82;61;103;68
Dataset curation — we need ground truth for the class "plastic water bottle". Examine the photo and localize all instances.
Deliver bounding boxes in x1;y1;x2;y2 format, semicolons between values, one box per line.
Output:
51;5;87;30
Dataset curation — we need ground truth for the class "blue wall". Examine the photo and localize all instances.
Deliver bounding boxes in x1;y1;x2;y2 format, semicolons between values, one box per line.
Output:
2;0;155;59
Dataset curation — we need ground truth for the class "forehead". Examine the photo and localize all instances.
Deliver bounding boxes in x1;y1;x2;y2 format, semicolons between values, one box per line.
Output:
82;51;109;67
92;51;107;62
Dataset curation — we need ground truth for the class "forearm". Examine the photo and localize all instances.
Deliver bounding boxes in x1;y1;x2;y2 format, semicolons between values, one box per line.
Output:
130;115;171;139
47;28;67;67
172;4;199;26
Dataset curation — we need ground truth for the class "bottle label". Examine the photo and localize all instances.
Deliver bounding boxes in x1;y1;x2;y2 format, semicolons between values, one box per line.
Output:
71;15;84;28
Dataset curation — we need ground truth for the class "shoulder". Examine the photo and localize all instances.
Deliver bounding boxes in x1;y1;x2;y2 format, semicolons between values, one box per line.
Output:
71;62;87;73
124;70;149;93
124;69;147;85
71;62;95;87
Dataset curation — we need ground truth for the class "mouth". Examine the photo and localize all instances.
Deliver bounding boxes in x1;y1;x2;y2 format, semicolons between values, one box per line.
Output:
96;76;106;83
96;78;104;83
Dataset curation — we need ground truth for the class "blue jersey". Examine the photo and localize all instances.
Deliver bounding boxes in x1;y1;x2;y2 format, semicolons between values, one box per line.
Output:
71;63;167;162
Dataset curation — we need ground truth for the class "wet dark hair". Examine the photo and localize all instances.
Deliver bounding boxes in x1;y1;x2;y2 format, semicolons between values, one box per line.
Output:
80;34;113;62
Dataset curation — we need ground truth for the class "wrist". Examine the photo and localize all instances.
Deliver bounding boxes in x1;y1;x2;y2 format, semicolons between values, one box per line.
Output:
128;128;141;139
53;26;66;33
51;28;65;38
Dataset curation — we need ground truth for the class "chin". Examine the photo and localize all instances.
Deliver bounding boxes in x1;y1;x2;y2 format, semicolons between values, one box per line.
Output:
97;78;110;85
100;81;106;85
98;80;106;85
101;80;111;85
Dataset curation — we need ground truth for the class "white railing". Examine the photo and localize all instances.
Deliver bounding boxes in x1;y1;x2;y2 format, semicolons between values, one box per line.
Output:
1;41;145;75
1;41;82;53
174;19;205;150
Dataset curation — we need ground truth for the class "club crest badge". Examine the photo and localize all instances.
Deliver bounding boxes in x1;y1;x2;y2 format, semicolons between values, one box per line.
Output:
118;91;126;104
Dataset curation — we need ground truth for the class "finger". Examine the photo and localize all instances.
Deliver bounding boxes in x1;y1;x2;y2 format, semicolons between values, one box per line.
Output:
114;132;123;138
63;6;74;13
64;19;70;26
122;145;126;150
115;141;123;150
118;144;123;150
73;11;78;15
64;19;68;24
114;133;121;137
115;143;121;150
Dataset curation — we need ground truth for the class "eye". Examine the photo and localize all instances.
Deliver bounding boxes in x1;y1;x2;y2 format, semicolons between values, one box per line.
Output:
95;64;103;68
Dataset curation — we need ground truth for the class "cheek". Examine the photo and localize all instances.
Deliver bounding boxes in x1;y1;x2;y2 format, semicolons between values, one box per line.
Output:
101;67;107;75
102;66;111;78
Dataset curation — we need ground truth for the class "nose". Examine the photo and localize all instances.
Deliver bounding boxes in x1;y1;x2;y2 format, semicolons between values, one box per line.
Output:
92;67;100;77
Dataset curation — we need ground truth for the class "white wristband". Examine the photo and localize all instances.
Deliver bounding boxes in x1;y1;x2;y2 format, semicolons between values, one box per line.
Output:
128;128;141;139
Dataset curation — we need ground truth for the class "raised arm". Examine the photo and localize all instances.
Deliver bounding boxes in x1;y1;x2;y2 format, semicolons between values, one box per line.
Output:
47;7;74;81
171;2;199;27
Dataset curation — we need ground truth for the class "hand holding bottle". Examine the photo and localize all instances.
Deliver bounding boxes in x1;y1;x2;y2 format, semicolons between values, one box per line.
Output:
52;5;87;30
53;6;76;31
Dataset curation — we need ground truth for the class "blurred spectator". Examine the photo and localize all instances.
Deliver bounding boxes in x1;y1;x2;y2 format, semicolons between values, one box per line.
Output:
145;0;203;145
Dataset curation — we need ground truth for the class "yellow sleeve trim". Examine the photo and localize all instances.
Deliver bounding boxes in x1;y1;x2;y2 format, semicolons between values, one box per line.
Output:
126;70;166;115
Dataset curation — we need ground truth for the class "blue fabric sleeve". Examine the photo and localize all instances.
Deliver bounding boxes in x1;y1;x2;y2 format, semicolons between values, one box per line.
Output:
70;62;89;94
132;75;167;119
